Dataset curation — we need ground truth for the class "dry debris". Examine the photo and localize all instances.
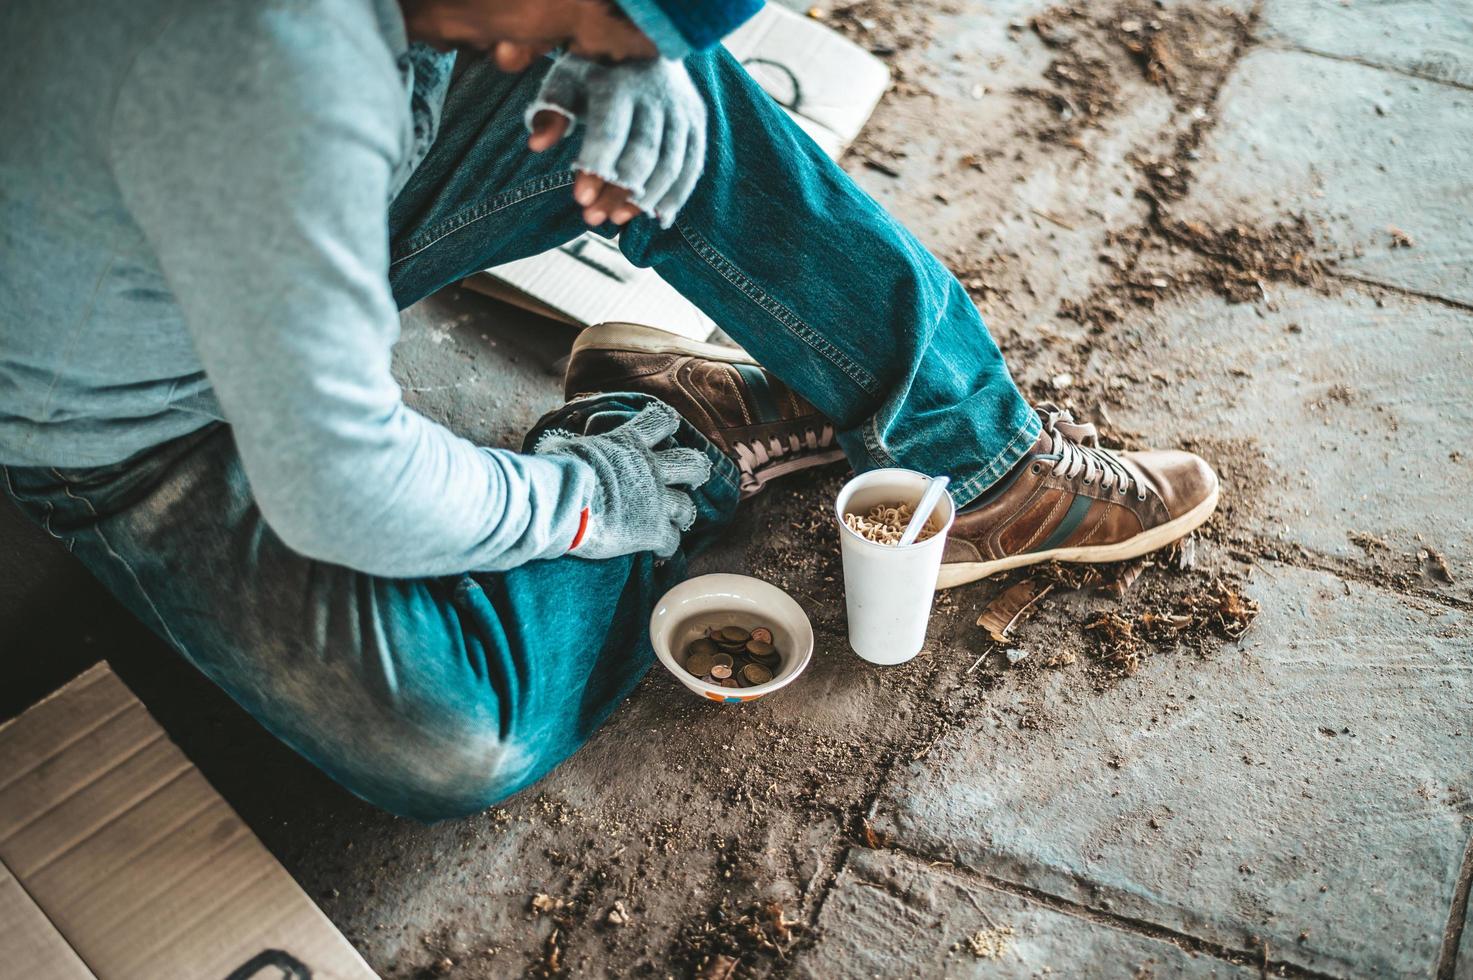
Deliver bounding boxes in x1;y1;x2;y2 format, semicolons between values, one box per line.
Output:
1174;535;1199;571
1016;1;1247;148
862;818;890;849
1349;530;1389;553
1419;547;1454;585
977;579;1055;643
959;924;1016;959
1158;214;1327;304
699;953;740;980
1179;581;1260;639
1087;580;1261;674
1102;559;1147;598
536;928;563;978
675;898;805;978
530;893;566;915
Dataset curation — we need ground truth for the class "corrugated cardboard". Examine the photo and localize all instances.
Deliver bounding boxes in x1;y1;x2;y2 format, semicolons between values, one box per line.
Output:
1;862;92;980
466;4;890;340
0;664;376;980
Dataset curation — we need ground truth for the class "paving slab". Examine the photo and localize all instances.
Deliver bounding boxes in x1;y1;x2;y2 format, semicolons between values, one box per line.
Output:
394;289;571;450
836;0;1219;347
1094;285;1473;576
1177;48;1473;306
870;565;1473;977
794;847;1255;978
1258;0;1473;88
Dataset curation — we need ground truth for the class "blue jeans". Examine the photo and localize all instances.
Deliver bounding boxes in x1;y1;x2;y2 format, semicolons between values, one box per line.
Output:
2;50;1036;821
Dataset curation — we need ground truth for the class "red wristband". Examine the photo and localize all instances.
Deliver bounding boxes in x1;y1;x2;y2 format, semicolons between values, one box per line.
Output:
569;507;590;551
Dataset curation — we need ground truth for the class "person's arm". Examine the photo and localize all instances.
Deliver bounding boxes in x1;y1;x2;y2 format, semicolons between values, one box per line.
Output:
108;3;592;577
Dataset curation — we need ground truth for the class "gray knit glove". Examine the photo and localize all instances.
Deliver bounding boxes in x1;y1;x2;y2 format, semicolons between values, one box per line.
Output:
533;403;711;560
525;54;707;228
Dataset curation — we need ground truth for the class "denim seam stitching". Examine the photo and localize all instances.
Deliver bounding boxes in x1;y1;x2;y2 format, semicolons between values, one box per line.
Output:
709;459;740;494
860;416;899;470
674;223;882;396
50;469;190;653
951;413;1042;505
3;467;69;550
391;172;578;266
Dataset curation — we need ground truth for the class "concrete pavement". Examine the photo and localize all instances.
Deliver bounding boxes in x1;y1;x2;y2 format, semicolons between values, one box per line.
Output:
2;0;1468;975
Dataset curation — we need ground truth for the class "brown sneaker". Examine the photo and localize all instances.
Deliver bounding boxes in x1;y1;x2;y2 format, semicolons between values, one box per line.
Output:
939;404;1219;588
564;322;846;498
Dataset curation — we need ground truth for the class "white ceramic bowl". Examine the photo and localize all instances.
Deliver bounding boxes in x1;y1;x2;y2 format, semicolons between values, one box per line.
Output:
650;573;814;703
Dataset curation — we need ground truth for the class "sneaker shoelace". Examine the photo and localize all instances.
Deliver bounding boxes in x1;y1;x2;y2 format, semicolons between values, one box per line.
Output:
731;424;837;482
1034;403;1147;502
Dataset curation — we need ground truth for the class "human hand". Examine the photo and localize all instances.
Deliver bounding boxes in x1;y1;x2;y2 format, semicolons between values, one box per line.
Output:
527;116;640;226
532;402;710;560
525;54;708;229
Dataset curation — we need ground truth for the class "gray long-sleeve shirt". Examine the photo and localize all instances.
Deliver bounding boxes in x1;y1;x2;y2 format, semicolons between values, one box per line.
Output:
0;0;595;576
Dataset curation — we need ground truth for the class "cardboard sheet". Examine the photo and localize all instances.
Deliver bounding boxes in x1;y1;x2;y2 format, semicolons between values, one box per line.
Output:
466;3;890;340
0;863;93;980
0;664;376;980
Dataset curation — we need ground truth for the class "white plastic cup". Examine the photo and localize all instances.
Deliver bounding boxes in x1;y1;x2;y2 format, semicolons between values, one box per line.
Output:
834;468;957;665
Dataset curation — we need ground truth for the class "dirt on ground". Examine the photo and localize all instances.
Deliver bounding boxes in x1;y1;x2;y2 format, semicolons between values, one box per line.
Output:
363;1;1433;977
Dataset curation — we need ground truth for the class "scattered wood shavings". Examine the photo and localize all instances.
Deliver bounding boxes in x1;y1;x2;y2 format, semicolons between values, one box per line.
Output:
862;819;890;849
1182;581;1260;639
764;901;794;943
1102;558;1147;598
700;953;739;980
542;927;562;975
1175;535;1198;570
977;579;1053;643
530;893;565;914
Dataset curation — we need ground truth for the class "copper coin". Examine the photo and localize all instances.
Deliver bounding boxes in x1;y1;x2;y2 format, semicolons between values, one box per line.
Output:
719;678;742;689
740;663;773;686
712;652;735;673
711;662;733;680
717;626;750;645
688;637;719;659
750;627;774;645
745;639;775;657
685;649;716;677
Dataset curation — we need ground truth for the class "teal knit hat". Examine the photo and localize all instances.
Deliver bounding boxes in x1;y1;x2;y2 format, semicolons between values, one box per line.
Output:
615;0;765;58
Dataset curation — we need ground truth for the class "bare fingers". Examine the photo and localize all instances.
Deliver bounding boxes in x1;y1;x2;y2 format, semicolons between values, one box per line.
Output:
572;171;639;226
583;180;632;226
527;110;570;153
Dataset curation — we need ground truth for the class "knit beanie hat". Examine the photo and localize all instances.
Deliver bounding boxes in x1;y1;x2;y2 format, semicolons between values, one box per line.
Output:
615;0;765;58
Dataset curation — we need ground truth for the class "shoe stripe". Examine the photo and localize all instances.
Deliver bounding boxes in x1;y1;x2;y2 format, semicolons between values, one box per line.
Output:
733;363;782;425
1030;493;1094;554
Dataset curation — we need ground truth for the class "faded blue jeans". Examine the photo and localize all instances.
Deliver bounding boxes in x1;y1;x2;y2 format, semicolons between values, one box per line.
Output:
2;50;1037;821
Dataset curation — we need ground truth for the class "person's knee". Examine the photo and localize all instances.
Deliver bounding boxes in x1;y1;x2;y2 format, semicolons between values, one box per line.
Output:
370;726;540;821
320;697;544;823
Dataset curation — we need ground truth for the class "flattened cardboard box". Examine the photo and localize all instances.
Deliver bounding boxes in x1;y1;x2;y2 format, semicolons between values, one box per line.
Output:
0;664;376;980
466;3;891;340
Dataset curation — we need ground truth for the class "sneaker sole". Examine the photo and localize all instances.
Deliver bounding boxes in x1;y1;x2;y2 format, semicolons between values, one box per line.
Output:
935;485;1220;589
572;322;760;366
